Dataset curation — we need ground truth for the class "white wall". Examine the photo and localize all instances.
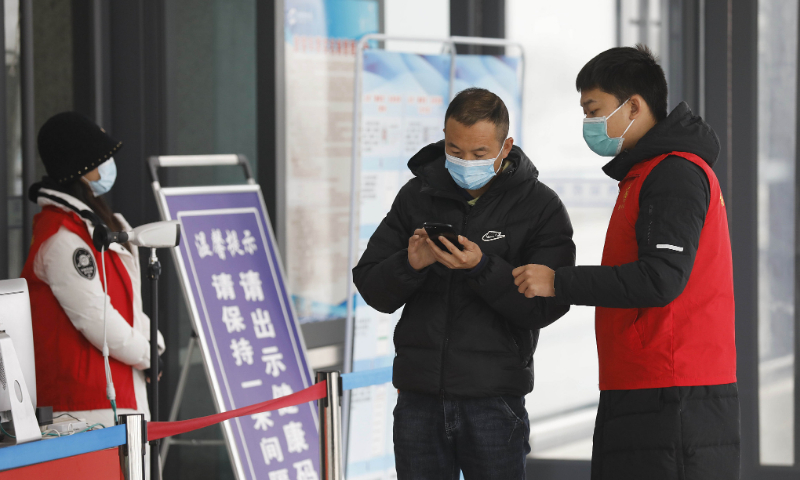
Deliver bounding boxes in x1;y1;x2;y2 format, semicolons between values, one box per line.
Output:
507;0;616;175
384;0;449;53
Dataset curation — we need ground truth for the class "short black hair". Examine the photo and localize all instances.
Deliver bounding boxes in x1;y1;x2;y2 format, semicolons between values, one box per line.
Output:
576;44;668;121
444;87;509;142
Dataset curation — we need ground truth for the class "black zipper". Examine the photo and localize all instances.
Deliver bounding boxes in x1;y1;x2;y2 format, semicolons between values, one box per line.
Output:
435;167;512;394
438;208;472;395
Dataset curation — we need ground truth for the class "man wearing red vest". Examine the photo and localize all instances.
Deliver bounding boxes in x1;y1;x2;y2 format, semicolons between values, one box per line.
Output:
513;45;739;479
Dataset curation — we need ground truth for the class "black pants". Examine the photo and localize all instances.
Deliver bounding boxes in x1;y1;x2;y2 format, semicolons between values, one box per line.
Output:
591;383;740;480
393;391;530;480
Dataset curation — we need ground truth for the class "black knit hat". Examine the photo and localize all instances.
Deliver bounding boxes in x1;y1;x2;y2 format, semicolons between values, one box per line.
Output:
37;111;123;184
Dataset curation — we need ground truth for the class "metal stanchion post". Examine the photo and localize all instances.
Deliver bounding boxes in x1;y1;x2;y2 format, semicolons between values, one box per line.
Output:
148;248;161;480
316;371;343;480
119;414;146;480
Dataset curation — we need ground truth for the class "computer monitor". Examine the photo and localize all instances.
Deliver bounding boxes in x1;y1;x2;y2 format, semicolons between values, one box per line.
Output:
0;279;36;411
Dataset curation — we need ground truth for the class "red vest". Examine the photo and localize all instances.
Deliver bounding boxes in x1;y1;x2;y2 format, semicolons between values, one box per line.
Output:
21;206;137;411
596;152;736;391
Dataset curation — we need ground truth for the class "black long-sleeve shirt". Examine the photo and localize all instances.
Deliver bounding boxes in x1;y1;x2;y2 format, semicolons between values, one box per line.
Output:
554;101;720;309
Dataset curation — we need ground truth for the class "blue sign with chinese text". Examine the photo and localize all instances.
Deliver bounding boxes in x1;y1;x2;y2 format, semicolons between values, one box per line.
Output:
158;186;319;480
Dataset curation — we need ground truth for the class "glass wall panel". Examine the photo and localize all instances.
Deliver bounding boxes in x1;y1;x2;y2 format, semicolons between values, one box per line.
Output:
507;0;616;461
618;0;664;55
757;0;797;467
6;0;20;279
507;0;674;461
162;2;257;478
384;0;448;54
164;0;257;184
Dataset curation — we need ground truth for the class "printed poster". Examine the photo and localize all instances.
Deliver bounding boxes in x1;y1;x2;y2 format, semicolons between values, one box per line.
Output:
284;0;380;323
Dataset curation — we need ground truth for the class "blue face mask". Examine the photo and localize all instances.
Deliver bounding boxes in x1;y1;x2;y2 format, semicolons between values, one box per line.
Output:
88;158;117;196
583;99;635;157
445;141;506;190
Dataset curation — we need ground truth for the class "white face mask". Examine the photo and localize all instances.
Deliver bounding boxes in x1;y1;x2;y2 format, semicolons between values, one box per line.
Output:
583;99;635;157
444;141;506;190
88;158;117;196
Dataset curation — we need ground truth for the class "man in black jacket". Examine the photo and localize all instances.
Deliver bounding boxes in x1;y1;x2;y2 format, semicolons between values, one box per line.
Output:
514;46;739;480
353;88;575;479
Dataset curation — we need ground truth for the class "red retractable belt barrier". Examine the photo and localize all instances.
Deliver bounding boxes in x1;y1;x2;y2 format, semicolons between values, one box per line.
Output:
148;381;326;441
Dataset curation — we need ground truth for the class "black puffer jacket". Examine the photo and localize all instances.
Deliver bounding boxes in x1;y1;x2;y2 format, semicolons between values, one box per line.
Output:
353;141;575;397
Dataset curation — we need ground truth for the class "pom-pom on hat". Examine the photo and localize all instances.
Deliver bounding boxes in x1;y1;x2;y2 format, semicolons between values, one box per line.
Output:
37;111;123;184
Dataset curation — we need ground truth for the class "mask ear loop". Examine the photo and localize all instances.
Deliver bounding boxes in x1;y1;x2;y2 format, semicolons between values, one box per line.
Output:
620;118;636;138
605;99;636;146
493;139;508;174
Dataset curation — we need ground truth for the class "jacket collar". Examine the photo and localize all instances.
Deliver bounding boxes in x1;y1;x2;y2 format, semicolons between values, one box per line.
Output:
37;188;131;256
407;140;539;203
601;102;721;181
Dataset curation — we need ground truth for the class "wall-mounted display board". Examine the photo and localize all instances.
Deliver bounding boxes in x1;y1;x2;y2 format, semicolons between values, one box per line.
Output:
283;0;380;323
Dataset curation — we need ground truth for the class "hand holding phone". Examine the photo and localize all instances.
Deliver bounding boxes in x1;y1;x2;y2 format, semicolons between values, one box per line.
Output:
422;222;483;270
423;222;464;252
408;228;437;271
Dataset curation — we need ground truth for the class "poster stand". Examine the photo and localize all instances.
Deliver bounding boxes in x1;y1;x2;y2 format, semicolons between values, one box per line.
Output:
343;34;526;477
150;156;253;476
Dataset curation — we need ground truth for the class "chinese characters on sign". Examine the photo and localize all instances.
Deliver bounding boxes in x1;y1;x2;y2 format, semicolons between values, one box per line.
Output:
204;242;313;476
167;198;319;480
195;228;259;261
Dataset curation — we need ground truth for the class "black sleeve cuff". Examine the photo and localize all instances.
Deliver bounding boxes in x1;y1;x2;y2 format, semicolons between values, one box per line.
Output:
553;267;573;305
405;257;430;278
466;254;489;278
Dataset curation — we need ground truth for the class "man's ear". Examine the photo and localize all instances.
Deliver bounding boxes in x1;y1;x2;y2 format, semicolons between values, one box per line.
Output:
503;137;514;158
629;95;649;120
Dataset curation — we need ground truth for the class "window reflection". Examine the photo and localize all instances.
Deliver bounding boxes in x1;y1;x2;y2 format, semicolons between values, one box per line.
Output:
757;0;797;467
507;0;674;460
6;0;21;278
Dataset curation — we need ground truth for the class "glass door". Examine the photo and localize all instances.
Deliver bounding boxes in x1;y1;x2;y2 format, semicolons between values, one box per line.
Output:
506;0;679;471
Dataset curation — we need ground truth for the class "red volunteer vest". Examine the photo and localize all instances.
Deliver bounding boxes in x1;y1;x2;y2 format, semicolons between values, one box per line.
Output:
21;206;137;411
596;152;736;391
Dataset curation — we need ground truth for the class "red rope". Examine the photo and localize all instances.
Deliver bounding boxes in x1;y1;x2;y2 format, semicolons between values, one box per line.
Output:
147;381;327;441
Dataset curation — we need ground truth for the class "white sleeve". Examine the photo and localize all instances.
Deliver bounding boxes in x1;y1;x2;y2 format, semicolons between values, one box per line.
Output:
138;311;166;355
34;228;153;370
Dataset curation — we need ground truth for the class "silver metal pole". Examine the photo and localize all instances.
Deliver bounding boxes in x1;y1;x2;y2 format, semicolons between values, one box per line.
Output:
20;0;36;259
448;41;457;101
344;39;367;380
448;35;525;50
148;248;162;480
119;414;146;480
342;36;368;462
317;371;343;480
328;371;343;480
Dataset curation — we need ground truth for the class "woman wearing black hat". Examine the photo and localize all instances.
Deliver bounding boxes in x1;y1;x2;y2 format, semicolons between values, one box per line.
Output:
20;112;164;435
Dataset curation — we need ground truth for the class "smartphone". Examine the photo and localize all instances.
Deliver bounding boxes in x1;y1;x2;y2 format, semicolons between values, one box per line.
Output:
423;222;464;251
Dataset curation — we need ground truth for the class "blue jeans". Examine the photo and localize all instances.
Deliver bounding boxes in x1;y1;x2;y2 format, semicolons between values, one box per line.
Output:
393;391;530;480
